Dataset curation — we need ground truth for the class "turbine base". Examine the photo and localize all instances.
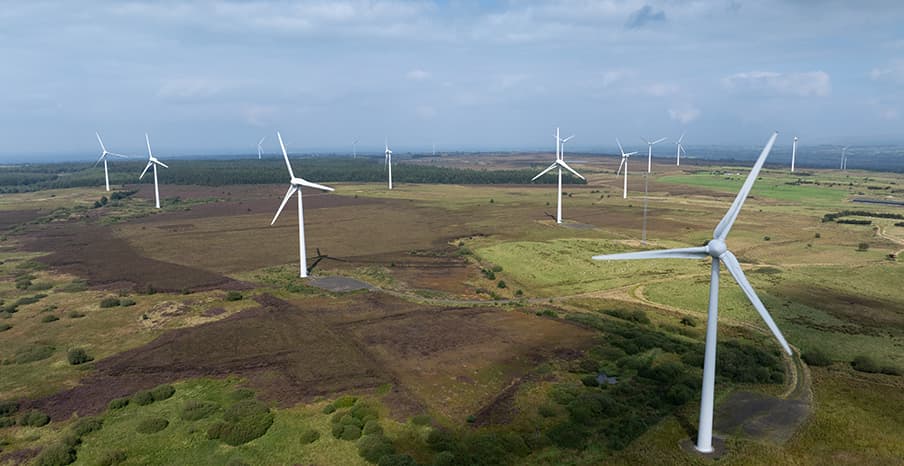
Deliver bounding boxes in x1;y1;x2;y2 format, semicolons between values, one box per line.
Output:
680;436;726;459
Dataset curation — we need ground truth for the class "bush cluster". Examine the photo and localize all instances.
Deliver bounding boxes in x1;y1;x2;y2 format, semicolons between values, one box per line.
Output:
67;348;93;365
19;410;50;427
179;400;219;421
136;417;169;434
225;291;243;301
604;309;650;325
852;355;902;375
132;384;175;406
14;344;55;364
802;349;832;367
207;400;274;446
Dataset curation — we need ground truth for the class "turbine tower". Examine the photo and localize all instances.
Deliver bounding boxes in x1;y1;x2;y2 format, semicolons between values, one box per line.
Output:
353;138;359;158
592;132;792;454
384;138;393;190
840;146;848;170
641;136;667;173
139;134;169;209
616;138;638;199
532;127;584;224
675;133;686;167
257;136;266;160
270;132;335;278
791;136;798;172
94;132;127;192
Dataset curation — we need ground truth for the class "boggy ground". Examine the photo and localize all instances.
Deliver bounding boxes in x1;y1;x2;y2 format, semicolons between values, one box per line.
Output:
24;291;594;424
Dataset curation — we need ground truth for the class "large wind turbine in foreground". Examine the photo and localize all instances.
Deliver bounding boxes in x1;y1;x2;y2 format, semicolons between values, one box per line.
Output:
270;132;335;278
616;138;637;199
139;134;169;209
791;136;798;172
384;138;393;190
675;133;687;167
593;132;792;454
641;136;667;173
94;132;128;192
532;127;584;224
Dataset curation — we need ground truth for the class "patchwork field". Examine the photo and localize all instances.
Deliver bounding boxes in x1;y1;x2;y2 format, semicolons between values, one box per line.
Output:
1;156;902;465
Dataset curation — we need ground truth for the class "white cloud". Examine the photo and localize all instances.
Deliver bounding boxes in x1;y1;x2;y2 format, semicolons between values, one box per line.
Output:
157;78;231;100
722;71;831;97
641;82;679;97
668;106;701;124
406;69;431;81
870;60;904;83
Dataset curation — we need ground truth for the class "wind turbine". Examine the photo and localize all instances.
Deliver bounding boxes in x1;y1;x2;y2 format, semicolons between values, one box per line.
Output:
592;132;791;454
615;138;638;199
353;138;359;158
270;132;335;278
94;132;128;192
790;136;798;172
257;137;266;160
532;128;584;224
139;134;169;209
840;146;848;170
641;136;667;173
675;133;687;167
384;138;393;190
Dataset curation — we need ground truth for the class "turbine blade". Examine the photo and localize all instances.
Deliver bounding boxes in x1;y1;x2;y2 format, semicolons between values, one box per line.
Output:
562;135;575;143
652;137;667;145
626;151;638;156
95;132;107;152
258;136;266;146
277;132;295;178
677;132;685;144
617;158;625;176
531;162;558;181
616;138;625;156
593;246;709;261
155;160;169;169
139;162;152;179
108;152;129;158
713;131;778;239
145;133;153;158
271;185;298;225
557;160;585;180
94;152;106;167
721;251;792;355
296;179;335;192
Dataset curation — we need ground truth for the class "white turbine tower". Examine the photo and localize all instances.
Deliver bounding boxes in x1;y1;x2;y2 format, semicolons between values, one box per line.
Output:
94;132;127;192
840;146;848;170
675;133;687;167
592;132;791;454
270;132;335;278
791;136;798;172
353;138;359;159
257;137;266;160
641;136;667;173
532;127;584;224
616;138;638;199
139;134;169;209
384;138;393;190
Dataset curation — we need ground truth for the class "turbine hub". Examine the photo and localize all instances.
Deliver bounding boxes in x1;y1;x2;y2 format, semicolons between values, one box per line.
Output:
707;238;727;258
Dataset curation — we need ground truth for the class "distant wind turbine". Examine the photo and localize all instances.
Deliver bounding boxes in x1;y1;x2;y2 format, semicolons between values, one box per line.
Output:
616;138;638;199
791;136;798;172
532;127;584;224
840;146;848;170
641;136;667;173
257;136;266;160
675;133;686;167
94;132;128;192
593;132;791;454
385;138;393;190
353;138;359;158
270;132;335;278
139;133;169;209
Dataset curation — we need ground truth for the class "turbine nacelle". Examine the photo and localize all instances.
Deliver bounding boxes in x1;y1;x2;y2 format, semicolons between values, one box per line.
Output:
706;238;727;257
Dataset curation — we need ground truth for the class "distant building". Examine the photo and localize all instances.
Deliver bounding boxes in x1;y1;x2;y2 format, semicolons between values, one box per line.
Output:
596;373;618;385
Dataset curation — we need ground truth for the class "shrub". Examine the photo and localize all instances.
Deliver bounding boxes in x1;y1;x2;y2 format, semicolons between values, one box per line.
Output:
378;454;418;466
341;425;362;440
225;291;243;301
34;442;76;466
97;450;127;466
119;298;136;307
299;428;320;444
322;404;337;414
19;410;50;427
15;345;54;364
814;232;821;238
580;375;599;387
0;401;18;417
802;349;832;367
357;434;395;463
67;311;86;319
852;355;881;373
0;417;15;428
432;451;456;466
108;397;129;410
136;417;168;434
679;316;697;327
229;388;255;401
41;315;59;323
411;414;431;426
180;400;218;421
331;423;345;438
67;348;93;366
880;365;902;376
72;417;103;436
208;400;274;446
763;236;771;241
0;323;10;332
363;420;383;435
99;297;120;308
546;422;586;449
857;242;870;251
132;390;155;406
333;396;357;408
497;280;506;289
150;384;175;402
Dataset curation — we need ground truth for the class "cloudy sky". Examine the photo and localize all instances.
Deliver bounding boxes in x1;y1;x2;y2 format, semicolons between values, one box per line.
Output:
1;0;902;160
